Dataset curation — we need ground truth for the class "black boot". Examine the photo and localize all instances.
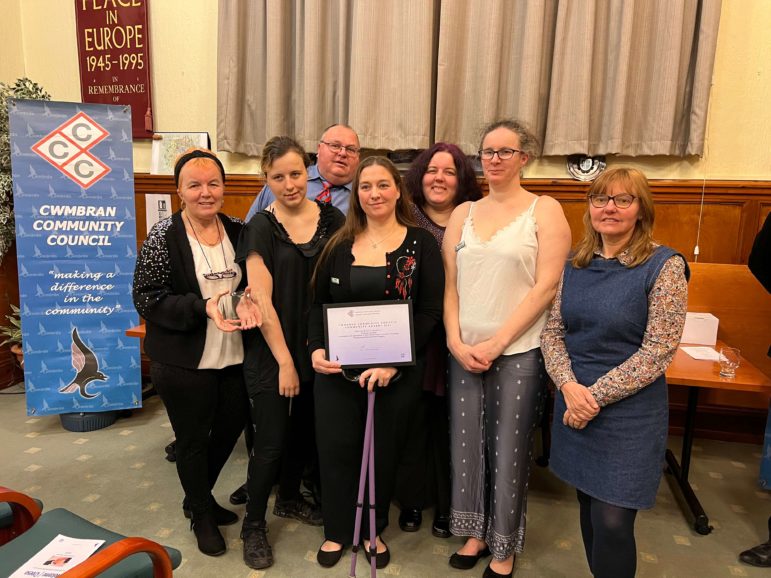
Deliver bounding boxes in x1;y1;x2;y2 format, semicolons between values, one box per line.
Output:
190;509;226;557
183;496;238;525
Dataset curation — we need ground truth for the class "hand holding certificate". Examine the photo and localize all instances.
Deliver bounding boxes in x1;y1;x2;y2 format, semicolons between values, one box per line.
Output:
323;300;416;369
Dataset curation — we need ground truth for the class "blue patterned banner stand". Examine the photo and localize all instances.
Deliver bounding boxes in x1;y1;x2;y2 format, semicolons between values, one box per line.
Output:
8;99;141;416
760;402;771;489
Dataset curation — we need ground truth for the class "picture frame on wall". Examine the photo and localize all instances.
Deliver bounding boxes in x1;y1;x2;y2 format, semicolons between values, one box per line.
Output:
150;132;210;175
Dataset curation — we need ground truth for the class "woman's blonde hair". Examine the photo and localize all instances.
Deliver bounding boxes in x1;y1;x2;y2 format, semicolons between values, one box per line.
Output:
572;168;656;268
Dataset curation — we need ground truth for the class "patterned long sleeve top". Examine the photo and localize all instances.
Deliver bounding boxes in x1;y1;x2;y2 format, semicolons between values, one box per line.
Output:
541;249;688;406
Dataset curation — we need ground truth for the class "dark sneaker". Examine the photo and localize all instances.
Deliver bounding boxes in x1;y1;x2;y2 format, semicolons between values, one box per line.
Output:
242;522;273;570
273;495;323;526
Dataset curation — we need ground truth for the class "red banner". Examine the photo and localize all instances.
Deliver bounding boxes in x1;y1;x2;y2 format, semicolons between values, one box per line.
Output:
75;0;153;139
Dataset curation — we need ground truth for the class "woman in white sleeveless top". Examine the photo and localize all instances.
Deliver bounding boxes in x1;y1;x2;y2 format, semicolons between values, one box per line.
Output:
442;120;571;578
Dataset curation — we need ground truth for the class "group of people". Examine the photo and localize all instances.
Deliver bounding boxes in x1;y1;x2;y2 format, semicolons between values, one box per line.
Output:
132;120;690;578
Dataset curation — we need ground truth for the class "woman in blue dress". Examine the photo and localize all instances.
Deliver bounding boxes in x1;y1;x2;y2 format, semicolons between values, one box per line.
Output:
541;167;689;578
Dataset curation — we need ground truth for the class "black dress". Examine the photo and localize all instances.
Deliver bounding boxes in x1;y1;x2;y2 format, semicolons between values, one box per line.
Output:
235;201;344;524
308;227;444;544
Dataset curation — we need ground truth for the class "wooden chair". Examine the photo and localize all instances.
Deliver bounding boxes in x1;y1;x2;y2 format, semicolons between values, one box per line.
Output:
0;487;182;578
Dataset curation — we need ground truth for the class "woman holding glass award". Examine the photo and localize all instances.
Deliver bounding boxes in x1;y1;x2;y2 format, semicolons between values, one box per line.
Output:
234;136;345;570
541;167;689;578
308;156;444;569
132;148;260;557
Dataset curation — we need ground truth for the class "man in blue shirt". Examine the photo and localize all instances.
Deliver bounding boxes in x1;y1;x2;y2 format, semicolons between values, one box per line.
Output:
245;124;360;220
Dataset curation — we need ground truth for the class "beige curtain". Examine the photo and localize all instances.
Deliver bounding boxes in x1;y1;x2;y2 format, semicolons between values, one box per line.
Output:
217;0;435;155
434;0;559;153
348;1;436;149
218;0;721;157
218;0;355;156
542;0;722;156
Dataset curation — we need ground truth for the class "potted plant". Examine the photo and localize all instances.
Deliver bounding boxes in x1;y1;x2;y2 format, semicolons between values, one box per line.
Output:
0;304;22;367
0;78;50;262
0;79;48;375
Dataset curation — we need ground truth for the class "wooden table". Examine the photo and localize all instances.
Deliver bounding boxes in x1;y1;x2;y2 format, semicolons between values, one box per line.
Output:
665;340;771;534
125;325;145;339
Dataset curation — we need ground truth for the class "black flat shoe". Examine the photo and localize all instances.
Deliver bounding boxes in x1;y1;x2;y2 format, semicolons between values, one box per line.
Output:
229;483;248;505
449;546;491;570
740;541;771;567
317;543;346;568
164;441;176;462
482;560;514;578
398;507;422;532
363;540;390;569
431;513;451;538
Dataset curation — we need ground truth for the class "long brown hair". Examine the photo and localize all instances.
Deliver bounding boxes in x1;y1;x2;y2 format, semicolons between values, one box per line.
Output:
572;168;656;268
312;156;415;287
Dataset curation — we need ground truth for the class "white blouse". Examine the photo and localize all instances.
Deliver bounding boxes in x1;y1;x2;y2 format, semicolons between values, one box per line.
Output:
188;233;244;369
455;198;546;356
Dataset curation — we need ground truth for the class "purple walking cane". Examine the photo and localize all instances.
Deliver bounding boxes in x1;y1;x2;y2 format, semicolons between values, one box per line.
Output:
349;390;377;577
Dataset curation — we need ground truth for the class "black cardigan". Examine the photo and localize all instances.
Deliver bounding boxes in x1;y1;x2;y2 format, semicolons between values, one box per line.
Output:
307;226;444;357
132;211;246;369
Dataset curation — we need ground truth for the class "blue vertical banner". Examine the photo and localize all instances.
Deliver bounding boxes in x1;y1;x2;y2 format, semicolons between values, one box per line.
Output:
8;100;141;416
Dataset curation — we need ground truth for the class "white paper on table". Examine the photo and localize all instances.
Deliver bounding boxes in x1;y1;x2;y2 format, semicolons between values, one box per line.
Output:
680;346;722;361
10;534;105;578
145;193;172;232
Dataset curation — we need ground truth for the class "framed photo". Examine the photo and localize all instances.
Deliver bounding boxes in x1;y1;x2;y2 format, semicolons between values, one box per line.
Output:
150;132;210;175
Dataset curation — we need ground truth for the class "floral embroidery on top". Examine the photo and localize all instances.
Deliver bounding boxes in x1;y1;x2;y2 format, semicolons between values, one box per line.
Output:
395;255;416;298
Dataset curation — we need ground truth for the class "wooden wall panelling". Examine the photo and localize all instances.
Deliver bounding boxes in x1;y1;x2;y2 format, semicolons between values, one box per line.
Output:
3;175;771;437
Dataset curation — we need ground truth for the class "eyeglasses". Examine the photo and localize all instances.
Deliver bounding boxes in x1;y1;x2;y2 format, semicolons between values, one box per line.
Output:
478;148;523;161
320;141;360;156
203;269;238;281
588;193;637;209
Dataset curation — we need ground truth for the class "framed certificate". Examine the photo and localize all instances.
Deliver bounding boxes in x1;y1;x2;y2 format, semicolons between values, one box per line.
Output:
323;300;416;369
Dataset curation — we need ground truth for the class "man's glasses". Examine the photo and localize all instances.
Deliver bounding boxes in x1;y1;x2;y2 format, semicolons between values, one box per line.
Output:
320;141;360;156
588;193;637;209
203;269;238;281
478;148;523;161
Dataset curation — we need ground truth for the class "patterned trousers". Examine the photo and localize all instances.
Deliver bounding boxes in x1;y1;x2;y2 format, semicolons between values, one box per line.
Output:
448;348;546;560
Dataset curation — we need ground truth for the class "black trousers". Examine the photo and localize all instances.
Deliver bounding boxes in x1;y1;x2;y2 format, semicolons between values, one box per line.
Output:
244;377;316;525
151;361;248;513
315;366;421;545
396;391;451;516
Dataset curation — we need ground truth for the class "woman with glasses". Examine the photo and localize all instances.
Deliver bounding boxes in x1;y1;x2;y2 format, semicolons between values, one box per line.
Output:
541;168;689;578
133;148;260;557
309;156;444;569
234;136;345;570
443;120;571;578
395;143;482;538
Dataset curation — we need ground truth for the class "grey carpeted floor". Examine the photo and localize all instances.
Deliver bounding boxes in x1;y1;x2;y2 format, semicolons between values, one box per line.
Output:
2;386;770;577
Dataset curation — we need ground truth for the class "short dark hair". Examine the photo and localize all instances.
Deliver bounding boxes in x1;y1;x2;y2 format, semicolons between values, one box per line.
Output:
404;142;482;209
260;136;310;173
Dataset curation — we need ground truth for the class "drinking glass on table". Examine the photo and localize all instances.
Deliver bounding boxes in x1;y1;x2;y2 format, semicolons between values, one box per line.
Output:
719;346;741;378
